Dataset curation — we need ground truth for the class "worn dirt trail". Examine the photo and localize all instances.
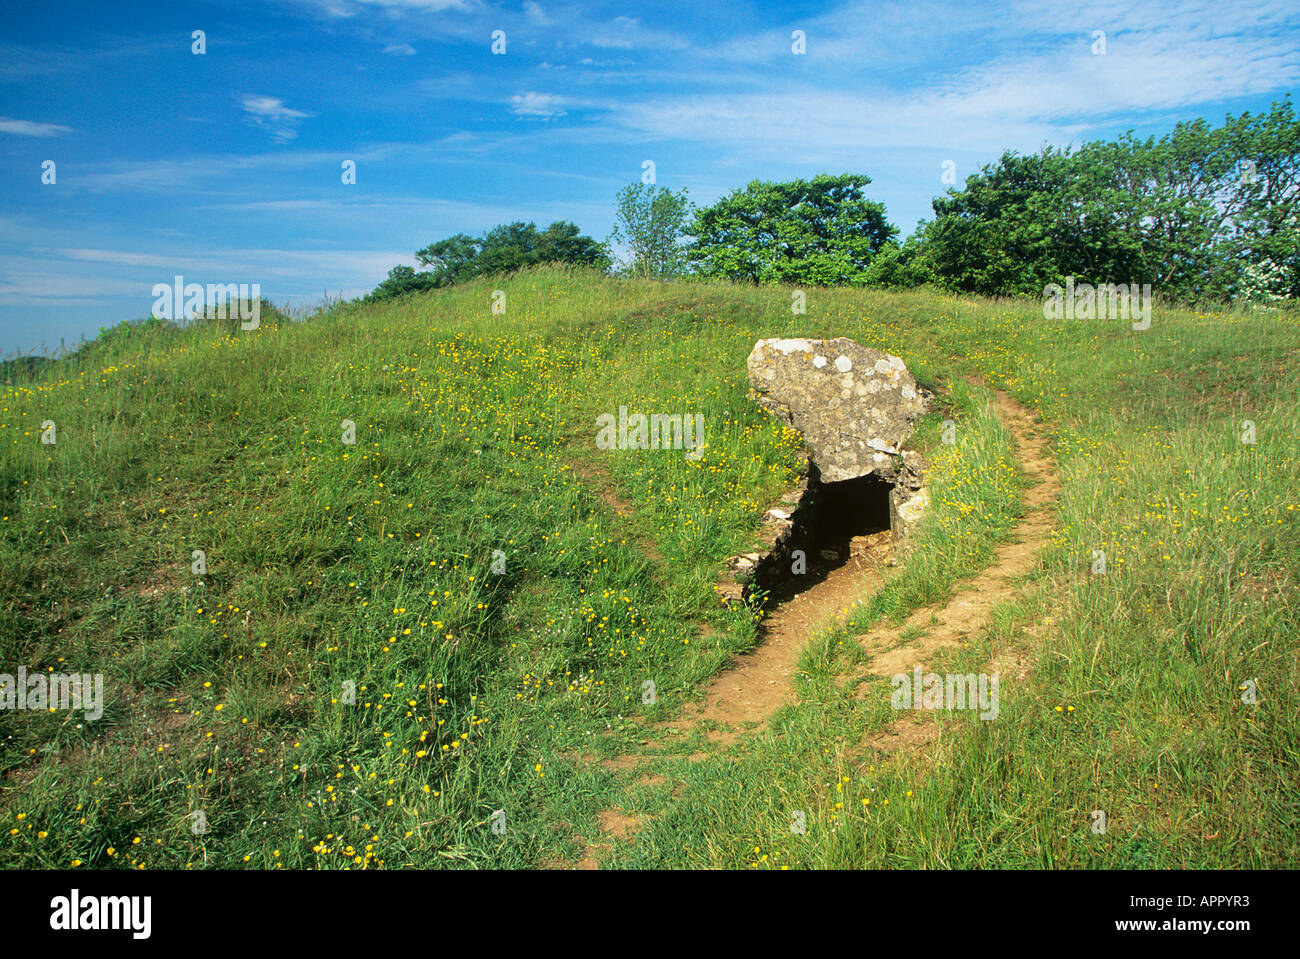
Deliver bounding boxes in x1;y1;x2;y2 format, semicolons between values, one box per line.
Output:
854;389;1060;750
665;531;894;745
564;388;1060;867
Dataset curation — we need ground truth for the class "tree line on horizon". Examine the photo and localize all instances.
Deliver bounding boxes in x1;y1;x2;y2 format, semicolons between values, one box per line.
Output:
367;97;1300;307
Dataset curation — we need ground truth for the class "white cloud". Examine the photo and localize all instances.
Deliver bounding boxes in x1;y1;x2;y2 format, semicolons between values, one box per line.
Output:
242;95;312;121
523;1;554;26
0;268;145;301
0;117;74;137
0;248;410;306
240;95;313;142
604;4;1300;160
383;43;417;56
585;15;688;51
281;0;476;16
610;90;1059;157
52;247;410;277
510;91;566;119
62;141;475;193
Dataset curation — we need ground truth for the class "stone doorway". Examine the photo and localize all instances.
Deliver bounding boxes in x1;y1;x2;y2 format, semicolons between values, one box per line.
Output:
757;464;895;605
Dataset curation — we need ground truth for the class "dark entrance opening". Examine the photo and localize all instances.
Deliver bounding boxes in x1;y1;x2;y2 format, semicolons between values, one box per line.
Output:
756;465;894;604
811;472;893;555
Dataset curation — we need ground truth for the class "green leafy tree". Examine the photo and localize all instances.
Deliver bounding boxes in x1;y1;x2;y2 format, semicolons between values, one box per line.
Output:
474;222;544;276
606;183;693;278
919;151;1069;296
861;235;940;290
369;220;609;301
415;234;481;282
1221;99;1300;299
537;220;611;266
686;174;897;285
417;221;608;283
917;97;1300;302
365;264;442;303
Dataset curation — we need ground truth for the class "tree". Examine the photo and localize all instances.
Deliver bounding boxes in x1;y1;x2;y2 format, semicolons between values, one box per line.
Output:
919;151;1072;296
536;220;612;267
474;222;545;276
686;174;897;285
606;183;693;278
368;220;609;301
364;264;442;303
1221;99;1300;300
416;220;608;284
415;234;480;282
861;235;940;290
916;97;1300;302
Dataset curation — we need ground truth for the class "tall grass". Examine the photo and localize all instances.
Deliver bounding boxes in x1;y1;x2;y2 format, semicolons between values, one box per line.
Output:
2;265;1296;868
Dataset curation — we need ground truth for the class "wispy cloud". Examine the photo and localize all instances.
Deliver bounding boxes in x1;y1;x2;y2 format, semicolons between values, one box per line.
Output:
383;43;417;56
0;117;74;137
241;94;313;142
0;247;411;306
510;91;567;119
523;1;554;26
604;2;1300;161
586;15;688;51
281;0;477;17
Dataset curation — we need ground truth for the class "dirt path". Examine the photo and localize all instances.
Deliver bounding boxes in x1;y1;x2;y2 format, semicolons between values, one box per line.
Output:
565;388;1060;866
666;531;893;745
856;392;1058;671
856;389;1059;749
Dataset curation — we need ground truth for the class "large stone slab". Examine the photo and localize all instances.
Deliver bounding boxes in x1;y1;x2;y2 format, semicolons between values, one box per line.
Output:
746;337;927;483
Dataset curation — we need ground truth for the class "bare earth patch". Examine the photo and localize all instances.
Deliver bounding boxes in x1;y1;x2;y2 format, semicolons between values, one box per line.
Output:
573;809;645;870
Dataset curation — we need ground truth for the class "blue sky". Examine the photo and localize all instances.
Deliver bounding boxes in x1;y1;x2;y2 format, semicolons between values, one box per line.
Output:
1;0;1297;355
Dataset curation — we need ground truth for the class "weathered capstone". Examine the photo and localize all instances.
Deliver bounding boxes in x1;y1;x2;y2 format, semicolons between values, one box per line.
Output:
746;337;928;483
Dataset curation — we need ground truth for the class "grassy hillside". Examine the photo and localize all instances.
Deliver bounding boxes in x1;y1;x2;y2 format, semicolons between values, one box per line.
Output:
2;266;1296;868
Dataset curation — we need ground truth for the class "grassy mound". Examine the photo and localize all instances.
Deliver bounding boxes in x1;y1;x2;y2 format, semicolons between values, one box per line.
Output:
2;266;1296;868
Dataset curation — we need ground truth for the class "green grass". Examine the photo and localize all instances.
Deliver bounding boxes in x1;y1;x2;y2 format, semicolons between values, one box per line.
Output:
1;265;1296;868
